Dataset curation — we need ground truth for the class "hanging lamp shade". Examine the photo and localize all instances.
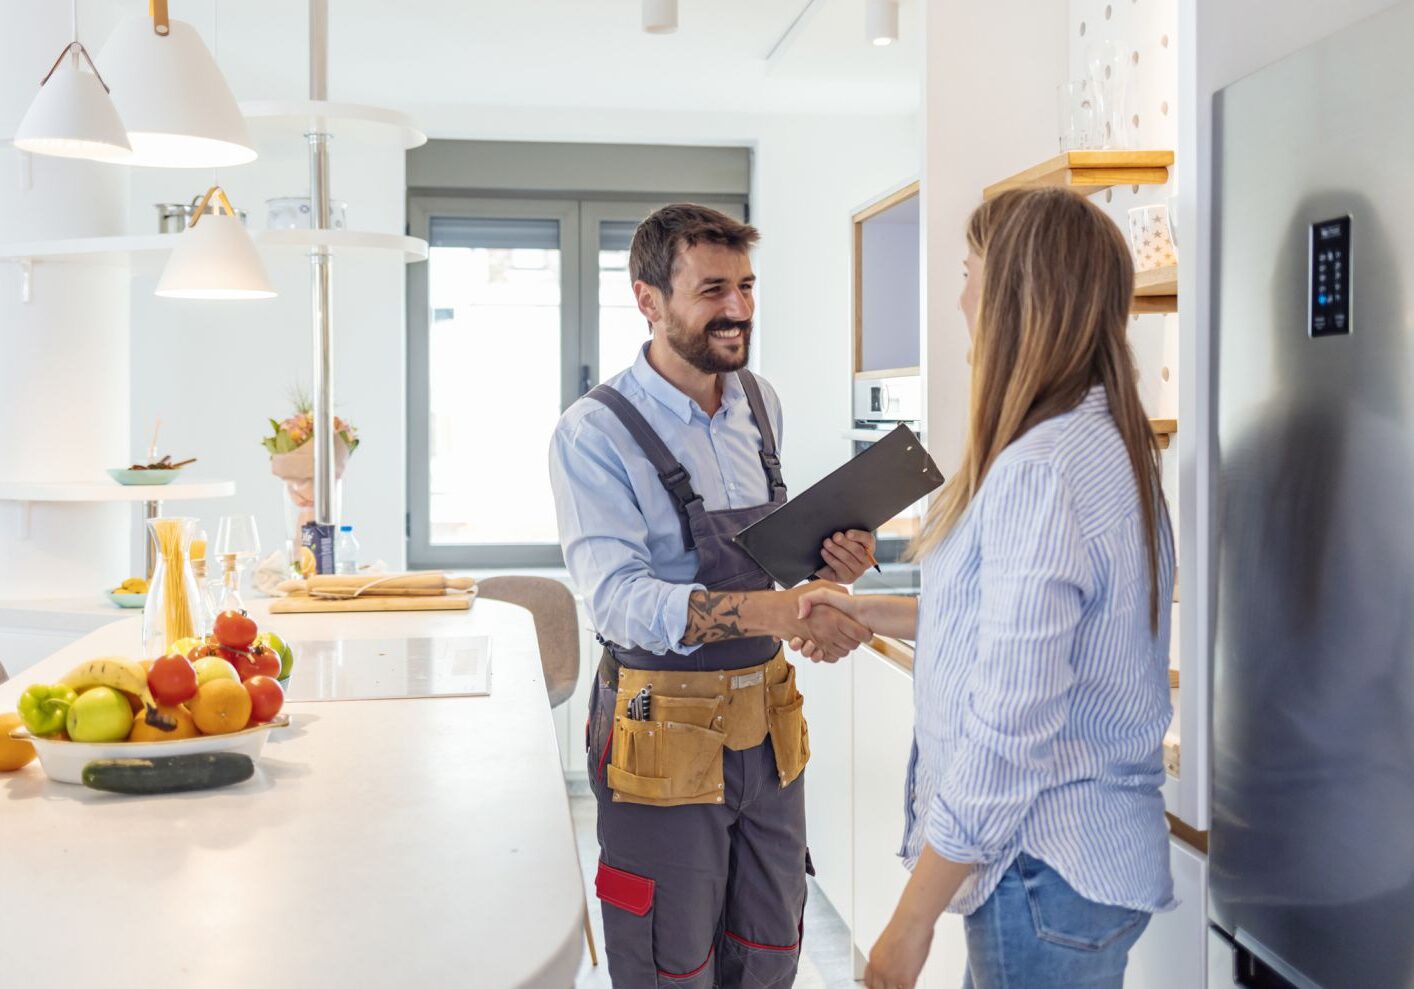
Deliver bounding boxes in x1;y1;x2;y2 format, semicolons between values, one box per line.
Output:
98;15;256;168
157;187;275;300
13;44;132;162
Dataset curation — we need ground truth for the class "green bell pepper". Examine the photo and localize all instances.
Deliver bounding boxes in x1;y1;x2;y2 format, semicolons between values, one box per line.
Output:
17;684;77;736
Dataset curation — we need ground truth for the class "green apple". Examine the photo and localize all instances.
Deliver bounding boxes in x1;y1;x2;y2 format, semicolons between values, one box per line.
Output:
193;656;239;686
66;687;134;743
257;631;294;680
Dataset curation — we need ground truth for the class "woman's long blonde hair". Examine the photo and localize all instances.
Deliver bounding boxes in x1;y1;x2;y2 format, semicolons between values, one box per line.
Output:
911;187;1168;630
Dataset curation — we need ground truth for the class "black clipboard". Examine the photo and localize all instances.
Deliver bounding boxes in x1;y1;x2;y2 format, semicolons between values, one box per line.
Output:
733;424;945;586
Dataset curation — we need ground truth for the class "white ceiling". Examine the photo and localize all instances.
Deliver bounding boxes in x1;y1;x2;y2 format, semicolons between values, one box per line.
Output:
125;0;921;122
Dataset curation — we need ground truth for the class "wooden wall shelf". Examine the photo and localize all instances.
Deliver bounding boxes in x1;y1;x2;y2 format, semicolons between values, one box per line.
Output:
984;150;1174;200
1150;418;1177;450
1132;264;1178;314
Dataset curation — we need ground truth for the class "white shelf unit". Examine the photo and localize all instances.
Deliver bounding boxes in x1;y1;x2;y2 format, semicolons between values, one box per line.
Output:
0;230;428;265
239;100;428;150
0;480;236;541
0;480;236;502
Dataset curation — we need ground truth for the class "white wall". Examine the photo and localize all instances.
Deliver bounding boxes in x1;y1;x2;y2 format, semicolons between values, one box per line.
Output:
0;0;132;601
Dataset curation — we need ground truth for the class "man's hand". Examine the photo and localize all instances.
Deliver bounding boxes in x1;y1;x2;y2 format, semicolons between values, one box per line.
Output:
815;529;877;584
778;583;870;663
790;587;872;662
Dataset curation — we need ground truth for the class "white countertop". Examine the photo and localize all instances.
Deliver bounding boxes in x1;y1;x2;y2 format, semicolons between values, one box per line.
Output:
0;599;584;989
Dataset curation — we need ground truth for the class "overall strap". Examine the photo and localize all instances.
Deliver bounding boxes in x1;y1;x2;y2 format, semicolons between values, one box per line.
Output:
586;385;703;550
736;369;787;503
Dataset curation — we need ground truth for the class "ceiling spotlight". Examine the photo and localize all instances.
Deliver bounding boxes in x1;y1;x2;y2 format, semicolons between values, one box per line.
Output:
866;0;898;46
643;0;677;34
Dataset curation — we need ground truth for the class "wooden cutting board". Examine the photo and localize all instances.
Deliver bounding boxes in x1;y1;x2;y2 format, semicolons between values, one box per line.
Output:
270;594;472;614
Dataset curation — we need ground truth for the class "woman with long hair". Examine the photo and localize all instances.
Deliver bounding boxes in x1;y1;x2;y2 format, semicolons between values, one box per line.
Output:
796;187;1175;987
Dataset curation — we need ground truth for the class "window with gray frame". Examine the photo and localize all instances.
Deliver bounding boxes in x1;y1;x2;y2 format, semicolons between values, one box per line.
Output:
406;141;750;569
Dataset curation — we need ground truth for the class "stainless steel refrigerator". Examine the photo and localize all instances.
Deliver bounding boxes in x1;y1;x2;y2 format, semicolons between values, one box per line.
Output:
1212;3;1414;986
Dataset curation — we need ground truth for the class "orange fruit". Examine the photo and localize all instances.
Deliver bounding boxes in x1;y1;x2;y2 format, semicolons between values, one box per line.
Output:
188;679;251;735
128;704;199;742
0;713;37;771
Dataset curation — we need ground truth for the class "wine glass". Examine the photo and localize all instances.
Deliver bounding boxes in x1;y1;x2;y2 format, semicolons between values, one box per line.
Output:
214;514;261;609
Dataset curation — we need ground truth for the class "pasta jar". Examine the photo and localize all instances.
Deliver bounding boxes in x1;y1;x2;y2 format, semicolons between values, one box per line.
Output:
141;517;202;658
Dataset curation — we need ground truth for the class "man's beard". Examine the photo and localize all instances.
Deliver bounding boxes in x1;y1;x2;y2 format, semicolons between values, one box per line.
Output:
664;312;753;374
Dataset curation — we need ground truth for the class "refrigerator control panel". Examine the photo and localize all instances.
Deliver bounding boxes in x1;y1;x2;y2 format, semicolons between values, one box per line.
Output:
1309;215;1352;337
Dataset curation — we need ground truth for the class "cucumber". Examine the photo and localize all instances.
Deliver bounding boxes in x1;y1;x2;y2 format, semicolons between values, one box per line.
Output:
81;752;255;794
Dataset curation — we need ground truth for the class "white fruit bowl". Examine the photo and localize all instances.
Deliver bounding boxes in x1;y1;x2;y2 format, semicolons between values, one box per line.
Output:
9;713;290;785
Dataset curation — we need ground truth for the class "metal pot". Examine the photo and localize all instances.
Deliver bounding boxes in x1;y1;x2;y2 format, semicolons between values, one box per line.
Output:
155;195;248;233
265;196;348;231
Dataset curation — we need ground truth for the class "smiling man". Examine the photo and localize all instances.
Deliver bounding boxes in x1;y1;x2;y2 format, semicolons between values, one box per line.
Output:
549;204;876;988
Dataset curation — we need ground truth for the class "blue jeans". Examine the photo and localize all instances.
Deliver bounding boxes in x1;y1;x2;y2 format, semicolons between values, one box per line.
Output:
961;853;1151;989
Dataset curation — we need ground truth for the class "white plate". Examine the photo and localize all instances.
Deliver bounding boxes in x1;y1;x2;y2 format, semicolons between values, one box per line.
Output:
9;713;291;785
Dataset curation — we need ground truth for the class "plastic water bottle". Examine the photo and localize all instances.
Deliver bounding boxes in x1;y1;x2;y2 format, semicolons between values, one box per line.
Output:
335;525;360;575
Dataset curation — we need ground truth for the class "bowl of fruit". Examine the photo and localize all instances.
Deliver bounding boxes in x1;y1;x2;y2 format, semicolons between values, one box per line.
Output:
106;577;149;609
107;455;196;486
10;611;296;790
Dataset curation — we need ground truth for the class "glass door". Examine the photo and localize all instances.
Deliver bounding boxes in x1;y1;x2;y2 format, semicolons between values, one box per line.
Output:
408;198;579;567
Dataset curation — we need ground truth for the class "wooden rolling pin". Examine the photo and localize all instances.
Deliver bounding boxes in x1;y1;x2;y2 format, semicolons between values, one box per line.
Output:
277;572;476;599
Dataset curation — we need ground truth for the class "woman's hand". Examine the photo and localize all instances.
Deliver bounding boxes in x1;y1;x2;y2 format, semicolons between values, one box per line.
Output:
788;587;871;661
815;529;877;584
864;913;934;989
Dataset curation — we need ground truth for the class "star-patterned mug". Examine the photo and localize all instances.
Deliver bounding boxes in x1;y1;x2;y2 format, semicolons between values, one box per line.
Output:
1127;204;1178;272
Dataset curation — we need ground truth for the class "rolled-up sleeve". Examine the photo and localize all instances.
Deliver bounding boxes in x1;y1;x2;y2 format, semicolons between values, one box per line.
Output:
925;460;1086;864
549;418;703;655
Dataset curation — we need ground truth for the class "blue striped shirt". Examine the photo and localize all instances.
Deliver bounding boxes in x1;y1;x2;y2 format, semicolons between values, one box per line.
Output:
903;386;1176;914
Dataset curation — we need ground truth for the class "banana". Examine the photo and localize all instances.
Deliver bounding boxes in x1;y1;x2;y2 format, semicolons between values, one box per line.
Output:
60;656;148;696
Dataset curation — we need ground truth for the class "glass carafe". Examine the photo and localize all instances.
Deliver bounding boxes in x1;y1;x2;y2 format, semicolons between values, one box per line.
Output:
141;517;202;658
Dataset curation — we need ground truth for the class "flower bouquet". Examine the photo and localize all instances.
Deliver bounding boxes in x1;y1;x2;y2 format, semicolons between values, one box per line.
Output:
263;392;359;576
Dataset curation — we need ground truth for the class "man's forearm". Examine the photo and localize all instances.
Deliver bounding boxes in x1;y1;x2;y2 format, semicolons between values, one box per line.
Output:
682;588;790;645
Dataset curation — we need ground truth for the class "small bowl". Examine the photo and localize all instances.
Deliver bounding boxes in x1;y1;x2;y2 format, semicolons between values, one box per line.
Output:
9;713;291;785
107;468;182;486
106;590;147;609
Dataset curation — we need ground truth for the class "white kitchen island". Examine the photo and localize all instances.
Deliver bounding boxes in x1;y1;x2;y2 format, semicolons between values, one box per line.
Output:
0;599;584;989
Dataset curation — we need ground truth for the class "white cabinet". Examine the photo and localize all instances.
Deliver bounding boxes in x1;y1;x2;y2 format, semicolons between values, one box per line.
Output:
794;644;855;923
1127;837;1209;989
852;645;915;953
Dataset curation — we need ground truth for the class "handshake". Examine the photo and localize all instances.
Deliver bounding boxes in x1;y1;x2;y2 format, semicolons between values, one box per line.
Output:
771;582;874;663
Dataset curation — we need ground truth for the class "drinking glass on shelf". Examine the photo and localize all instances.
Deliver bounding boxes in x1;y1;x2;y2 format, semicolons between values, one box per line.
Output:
1057;80;1100;152
214;514;261;610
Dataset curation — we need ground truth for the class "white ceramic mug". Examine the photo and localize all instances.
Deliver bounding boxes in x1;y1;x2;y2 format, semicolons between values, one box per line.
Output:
1128;204;1178;271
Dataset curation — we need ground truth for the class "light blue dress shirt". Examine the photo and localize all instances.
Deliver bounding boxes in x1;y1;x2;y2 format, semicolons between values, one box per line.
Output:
548;345;783;655
903;387;1176;915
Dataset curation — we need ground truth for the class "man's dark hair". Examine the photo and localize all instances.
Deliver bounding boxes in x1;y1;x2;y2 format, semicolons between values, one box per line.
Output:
629;203;760;297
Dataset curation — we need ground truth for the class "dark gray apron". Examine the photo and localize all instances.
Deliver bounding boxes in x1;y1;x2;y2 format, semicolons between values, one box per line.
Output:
584;368;810;989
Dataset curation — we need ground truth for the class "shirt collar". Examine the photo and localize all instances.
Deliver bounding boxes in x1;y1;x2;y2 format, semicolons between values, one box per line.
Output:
629;342;747;424
1077;385;1108;414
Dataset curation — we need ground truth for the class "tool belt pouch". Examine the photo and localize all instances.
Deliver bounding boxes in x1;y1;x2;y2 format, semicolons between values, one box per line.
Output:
767;663;811;788
607;692;728;807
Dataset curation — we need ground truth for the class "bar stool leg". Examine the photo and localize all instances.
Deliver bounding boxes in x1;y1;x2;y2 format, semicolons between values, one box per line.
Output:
583;903;599;966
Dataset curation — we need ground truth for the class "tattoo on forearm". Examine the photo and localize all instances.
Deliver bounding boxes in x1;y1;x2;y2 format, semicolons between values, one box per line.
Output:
683;589;748;644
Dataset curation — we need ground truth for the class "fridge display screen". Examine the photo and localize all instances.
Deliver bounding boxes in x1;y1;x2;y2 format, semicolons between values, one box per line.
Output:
1308;215;1351;337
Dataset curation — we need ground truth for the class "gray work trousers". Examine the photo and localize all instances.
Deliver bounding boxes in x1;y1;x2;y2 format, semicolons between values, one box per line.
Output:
587;675;810;988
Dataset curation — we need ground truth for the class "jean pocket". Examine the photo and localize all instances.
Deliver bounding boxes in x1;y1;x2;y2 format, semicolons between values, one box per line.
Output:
1018;854;1147;952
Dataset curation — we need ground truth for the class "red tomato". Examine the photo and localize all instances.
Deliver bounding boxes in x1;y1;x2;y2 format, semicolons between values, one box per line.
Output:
213;610;258;651
221;647;258;682
244;676;284;725
148;654;199;706
249;645;281;679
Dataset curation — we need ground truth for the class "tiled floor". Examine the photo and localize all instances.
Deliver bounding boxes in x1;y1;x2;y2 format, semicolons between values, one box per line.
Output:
568;779;857;988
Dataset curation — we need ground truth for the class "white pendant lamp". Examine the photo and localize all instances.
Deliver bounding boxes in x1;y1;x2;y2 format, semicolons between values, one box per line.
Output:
14;42;132;162
98;1;255;168
866;0;899;46
156;186;275;300
643;0;678;34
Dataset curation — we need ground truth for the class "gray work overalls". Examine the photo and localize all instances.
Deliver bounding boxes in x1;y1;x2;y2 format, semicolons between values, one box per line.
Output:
584;369;811;989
